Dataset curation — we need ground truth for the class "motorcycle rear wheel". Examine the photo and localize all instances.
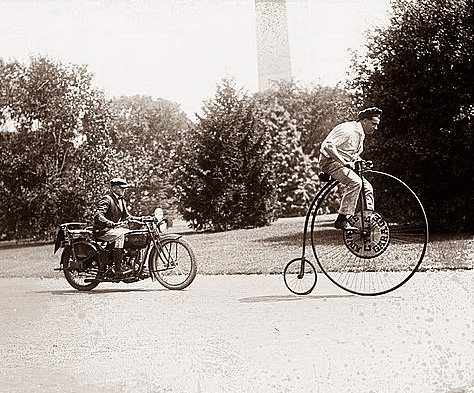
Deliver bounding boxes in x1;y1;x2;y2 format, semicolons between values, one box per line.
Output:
62;248;101;291
149;237;197;290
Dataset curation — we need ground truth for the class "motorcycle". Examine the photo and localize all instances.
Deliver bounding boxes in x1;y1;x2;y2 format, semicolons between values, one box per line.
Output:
54;208;197;291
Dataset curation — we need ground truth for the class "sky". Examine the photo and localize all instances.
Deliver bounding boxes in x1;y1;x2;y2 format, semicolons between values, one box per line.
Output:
0;0;391;118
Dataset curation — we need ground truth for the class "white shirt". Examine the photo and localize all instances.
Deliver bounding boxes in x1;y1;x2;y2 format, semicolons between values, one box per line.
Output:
320;121;365;162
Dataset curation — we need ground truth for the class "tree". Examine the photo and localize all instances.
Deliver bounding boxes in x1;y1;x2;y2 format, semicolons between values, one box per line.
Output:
254;81;355;216
350;0;474;231
255;95;320;217
175;79;275;230
260;81;355;157
0;56;114;239
108;96;191;216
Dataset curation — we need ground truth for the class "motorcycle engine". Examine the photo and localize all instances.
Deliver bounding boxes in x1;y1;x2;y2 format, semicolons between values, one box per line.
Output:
124;249;140;270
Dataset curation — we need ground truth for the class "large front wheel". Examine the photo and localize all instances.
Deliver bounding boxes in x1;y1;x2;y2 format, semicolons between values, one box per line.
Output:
311;170;428;296
149;237;197;290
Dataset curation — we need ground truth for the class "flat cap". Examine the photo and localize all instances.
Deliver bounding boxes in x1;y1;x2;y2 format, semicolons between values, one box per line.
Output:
110;177;130;188
357;107;382;121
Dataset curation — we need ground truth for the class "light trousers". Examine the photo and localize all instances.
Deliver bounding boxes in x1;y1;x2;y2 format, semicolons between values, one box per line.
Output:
320;158;374;216
96;227;130;248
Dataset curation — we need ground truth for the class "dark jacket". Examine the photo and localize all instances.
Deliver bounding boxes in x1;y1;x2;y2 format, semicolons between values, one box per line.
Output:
93;193;130;234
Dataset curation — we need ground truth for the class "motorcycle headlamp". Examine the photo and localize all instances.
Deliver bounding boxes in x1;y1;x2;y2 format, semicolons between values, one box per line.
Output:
153;208;168;232
154;208;164;222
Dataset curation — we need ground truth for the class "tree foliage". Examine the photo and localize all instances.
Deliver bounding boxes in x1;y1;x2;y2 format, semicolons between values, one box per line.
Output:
175;79;356;227
175;80;275;230
255;95;319;217
255;81;355;216
350;0;474;232
261;81;355;157
108;96;190;216
0;56;114;239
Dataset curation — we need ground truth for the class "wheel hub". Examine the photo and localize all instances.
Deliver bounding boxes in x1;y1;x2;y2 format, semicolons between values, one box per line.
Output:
343;210;390;258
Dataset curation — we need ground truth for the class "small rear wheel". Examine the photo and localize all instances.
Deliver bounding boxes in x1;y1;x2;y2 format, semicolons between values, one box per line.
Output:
62;248;101;291
150;237;197;290
283;257;317;295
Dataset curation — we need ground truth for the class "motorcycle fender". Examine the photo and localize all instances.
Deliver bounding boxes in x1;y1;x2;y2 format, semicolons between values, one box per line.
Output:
62;245;82;270
54;227;65;254
158;233;183;242
63;241;101;270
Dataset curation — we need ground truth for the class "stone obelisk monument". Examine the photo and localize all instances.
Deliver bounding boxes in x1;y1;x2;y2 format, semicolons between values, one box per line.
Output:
255;0;292;91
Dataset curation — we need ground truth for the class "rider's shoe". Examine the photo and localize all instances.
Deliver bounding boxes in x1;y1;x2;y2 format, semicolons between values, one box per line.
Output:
334;219;358;231
138;271;150;279
112;248;133;278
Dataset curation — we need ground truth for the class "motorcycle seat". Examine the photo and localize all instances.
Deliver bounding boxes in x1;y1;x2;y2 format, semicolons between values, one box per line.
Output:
68;228;93;239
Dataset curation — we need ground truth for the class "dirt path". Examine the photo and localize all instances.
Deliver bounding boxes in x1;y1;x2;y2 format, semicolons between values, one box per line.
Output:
1;271;473;393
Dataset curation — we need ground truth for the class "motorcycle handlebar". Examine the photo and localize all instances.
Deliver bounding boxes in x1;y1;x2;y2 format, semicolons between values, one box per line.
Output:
114;218;145;227
115;215;164;227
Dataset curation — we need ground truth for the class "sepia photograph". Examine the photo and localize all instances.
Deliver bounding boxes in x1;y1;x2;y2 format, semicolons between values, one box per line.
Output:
0;0;473;392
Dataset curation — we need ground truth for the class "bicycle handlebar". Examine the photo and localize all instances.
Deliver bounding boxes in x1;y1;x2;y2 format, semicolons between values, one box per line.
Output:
357;160;373;170
346;159;373;170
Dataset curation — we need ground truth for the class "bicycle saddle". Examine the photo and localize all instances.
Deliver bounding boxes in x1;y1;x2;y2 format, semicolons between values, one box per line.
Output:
318;172;331;182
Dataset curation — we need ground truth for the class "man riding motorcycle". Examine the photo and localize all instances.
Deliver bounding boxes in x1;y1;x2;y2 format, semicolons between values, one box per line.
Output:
93;177;140;277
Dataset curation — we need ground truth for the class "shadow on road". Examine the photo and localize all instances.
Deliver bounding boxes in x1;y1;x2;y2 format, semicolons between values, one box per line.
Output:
34;288;167;295
239;293;354;303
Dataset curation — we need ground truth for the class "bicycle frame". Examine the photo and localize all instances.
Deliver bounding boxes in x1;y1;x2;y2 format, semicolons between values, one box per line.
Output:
356;160;370;236
299;161;373;267
285;160;429;296
299;176;337;263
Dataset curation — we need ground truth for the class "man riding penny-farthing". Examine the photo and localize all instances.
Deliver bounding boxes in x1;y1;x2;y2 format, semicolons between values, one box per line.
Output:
283;108;428;296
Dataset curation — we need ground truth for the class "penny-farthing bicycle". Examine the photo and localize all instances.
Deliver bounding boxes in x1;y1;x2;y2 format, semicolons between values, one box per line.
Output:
283;161;429;296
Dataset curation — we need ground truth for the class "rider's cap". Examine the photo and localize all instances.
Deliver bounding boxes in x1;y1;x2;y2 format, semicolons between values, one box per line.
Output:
357;107;382;121
110;177;130;188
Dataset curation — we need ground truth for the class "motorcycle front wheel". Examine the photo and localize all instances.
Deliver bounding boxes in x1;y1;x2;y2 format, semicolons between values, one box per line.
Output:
149;237;197;290
62;248;101;291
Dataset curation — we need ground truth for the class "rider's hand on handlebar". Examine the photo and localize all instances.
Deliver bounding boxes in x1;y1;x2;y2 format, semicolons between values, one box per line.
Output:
112;221;127;228
345;159;374;170
358;159;374;169
364;160;374;168
106;220;118;228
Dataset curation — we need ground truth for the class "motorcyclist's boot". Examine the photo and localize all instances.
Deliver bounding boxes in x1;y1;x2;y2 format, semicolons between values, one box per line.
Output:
113;248;131;278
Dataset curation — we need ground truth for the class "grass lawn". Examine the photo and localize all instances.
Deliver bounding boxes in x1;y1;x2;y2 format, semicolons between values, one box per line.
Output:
0;216;472;278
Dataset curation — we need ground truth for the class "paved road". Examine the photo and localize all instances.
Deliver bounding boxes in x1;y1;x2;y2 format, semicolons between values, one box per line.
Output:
1;271;473;393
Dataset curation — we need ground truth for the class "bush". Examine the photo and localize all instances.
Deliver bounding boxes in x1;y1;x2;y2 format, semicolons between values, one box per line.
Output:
175;80;276;230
